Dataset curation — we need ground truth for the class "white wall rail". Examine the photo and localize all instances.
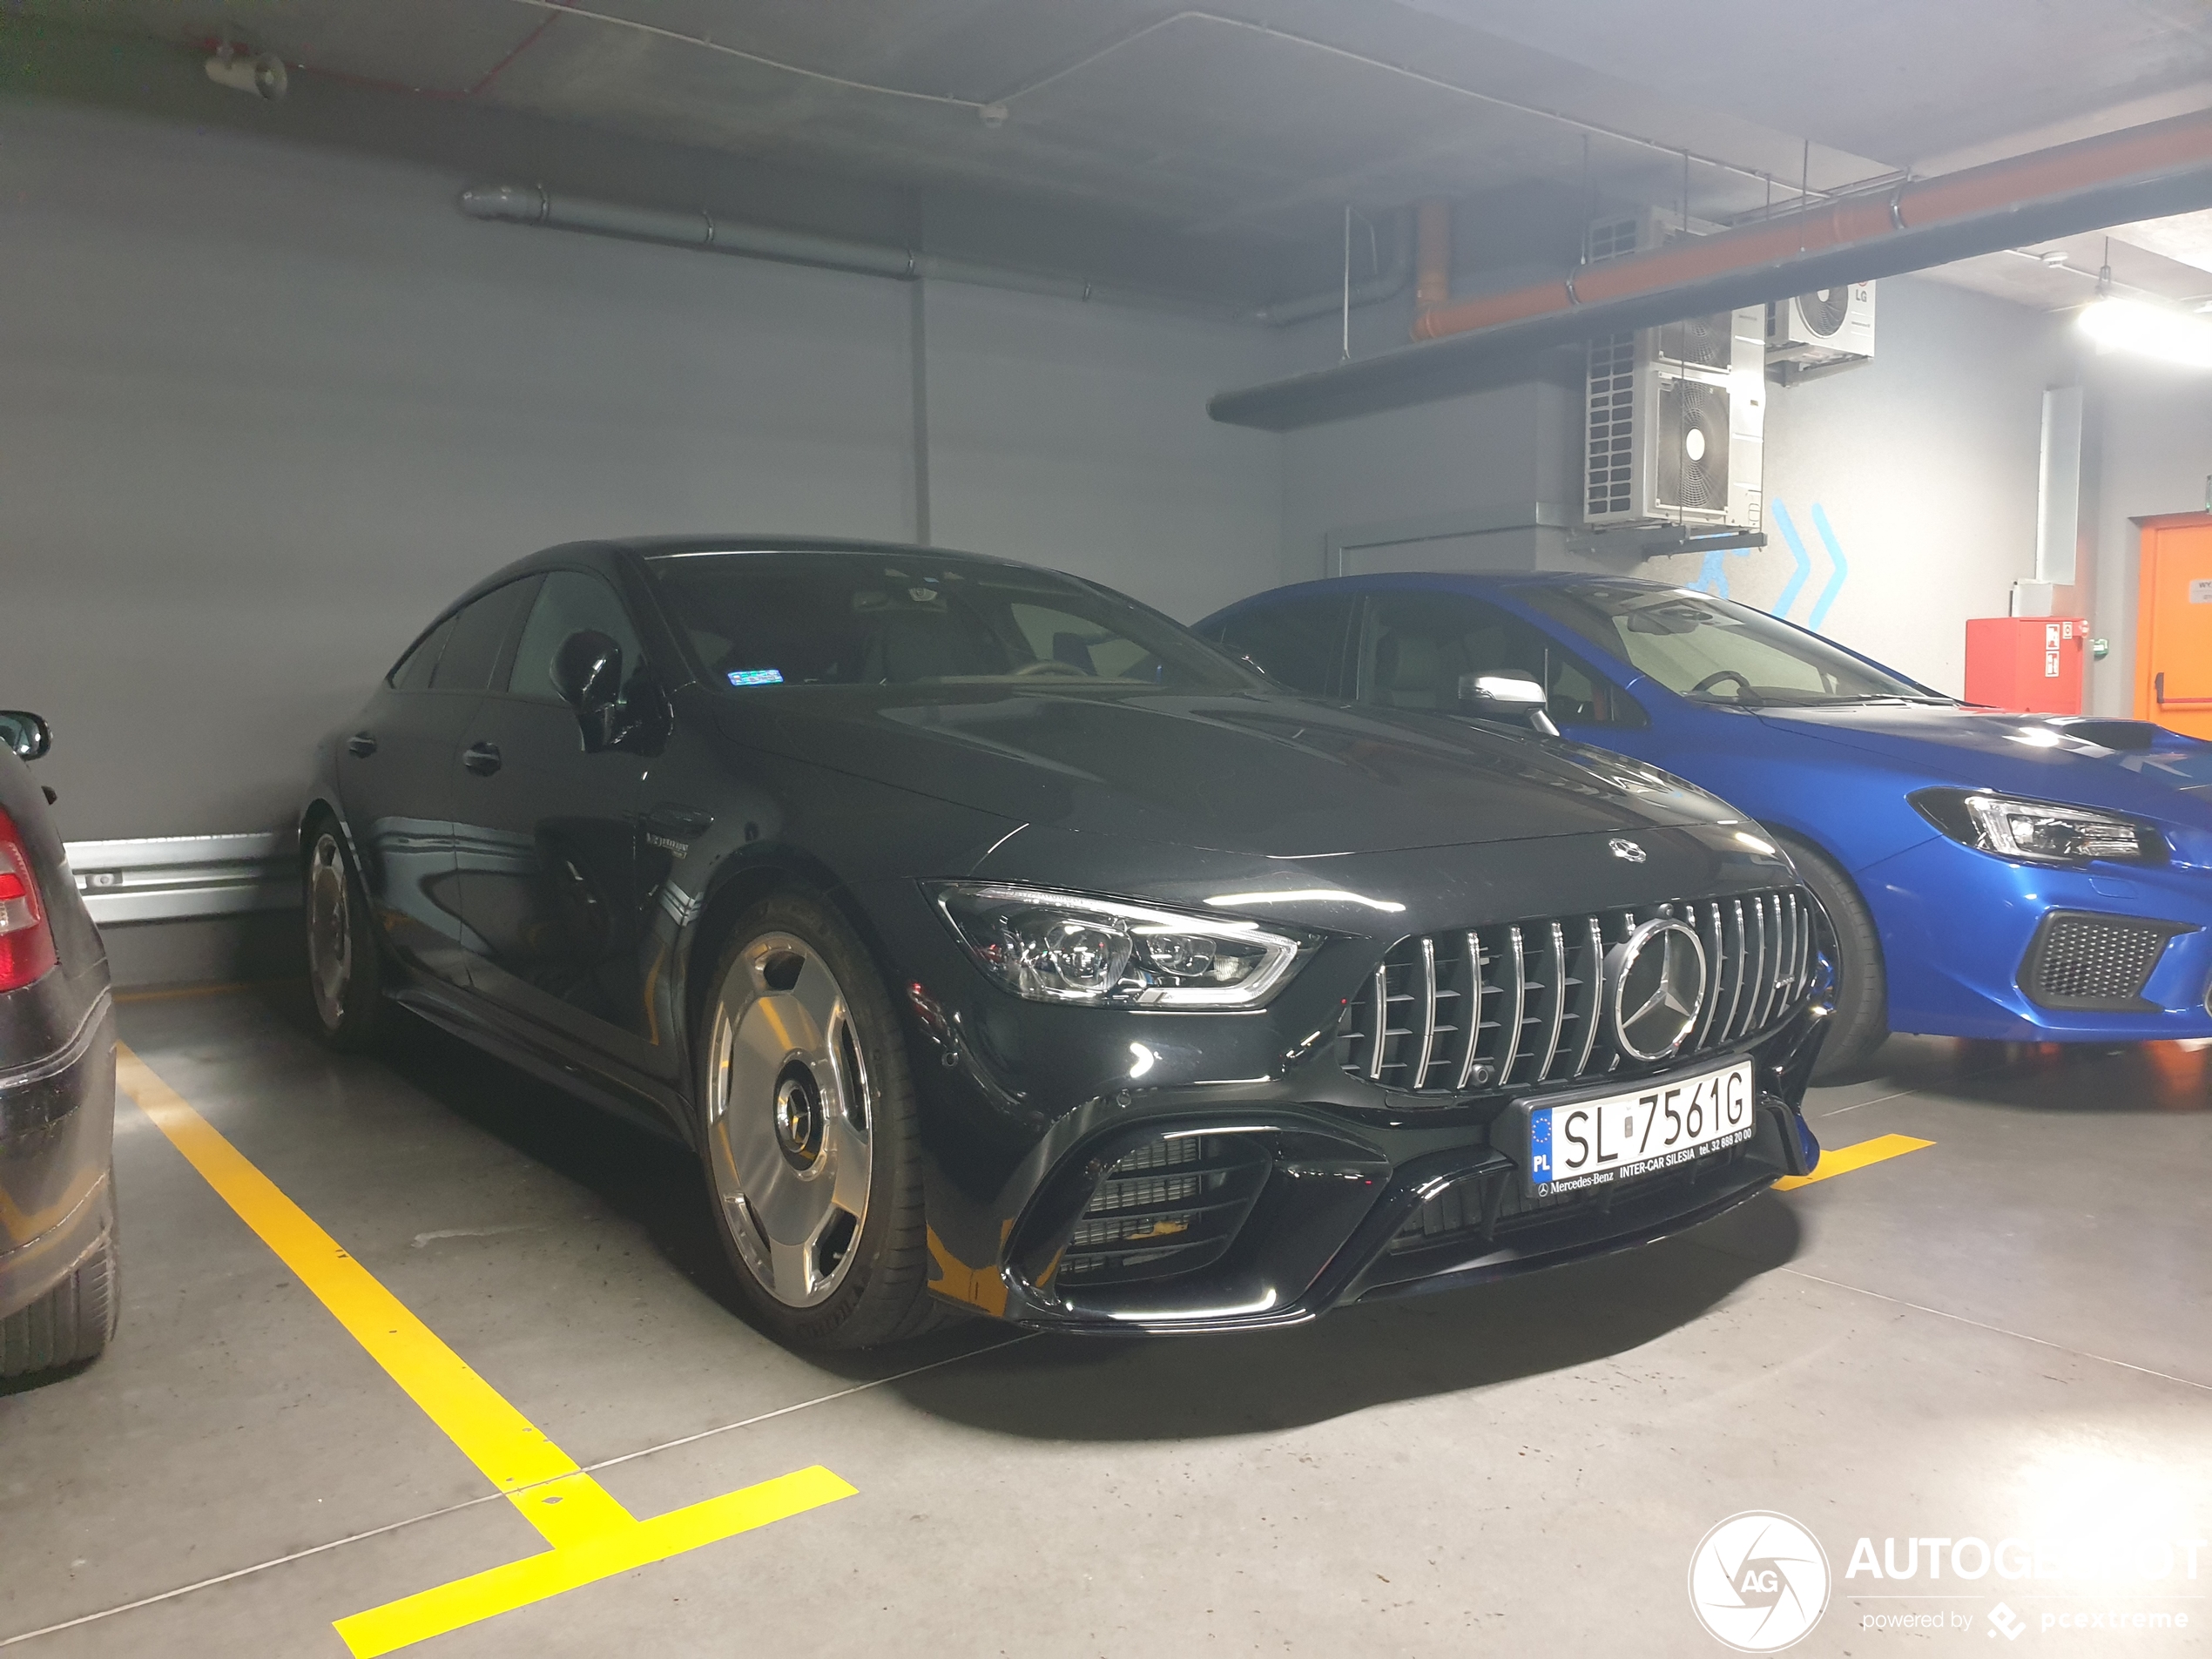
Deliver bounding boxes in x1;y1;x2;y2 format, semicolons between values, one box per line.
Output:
64;833;298;925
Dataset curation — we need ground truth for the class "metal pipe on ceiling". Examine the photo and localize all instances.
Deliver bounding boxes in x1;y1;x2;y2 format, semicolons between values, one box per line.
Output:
460;182;1411;329
1211;105;2212;431
1412;107;2212;345
456;183;1236;318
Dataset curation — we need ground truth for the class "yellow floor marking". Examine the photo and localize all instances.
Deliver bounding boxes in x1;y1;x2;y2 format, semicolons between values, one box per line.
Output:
1775;1131;1935;1190
111;980;259;1004
115;1045;856;1656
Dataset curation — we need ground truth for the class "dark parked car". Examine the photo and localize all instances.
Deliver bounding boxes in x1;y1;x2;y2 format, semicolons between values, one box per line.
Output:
1197;573;2212;1078
0;709;119;1379
303;539;1828;1347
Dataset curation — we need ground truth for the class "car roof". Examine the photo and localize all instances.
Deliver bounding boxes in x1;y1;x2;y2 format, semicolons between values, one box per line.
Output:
448;536;1032;613
1205;569;1683;617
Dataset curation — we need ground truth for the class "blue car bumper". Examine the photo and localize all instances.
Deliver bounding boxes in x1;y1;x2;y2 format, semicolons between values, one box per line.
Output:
1866;835;2212;1041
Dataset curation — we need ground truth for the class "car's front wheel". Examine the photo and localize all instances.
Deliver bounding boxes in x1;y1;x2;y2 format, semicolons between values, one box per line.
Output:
1775;833;1889;1083
304;819;386;1050
695;891;945;1348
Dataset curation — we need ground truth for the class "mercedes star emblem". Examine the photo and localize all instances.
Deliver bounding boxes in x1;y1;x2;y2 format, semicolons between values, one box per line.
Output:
1608;838;1648;863
1606;917;1709;1061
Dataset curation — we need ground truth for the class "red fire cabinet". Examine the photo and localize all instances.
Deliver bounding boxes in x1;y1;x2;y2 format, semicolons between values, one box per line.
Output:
1964;616;2087;714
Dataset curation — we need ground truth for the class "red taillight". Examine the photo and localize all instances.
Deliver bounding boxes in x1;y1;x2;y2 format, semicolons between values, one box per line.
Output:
0;807;57;993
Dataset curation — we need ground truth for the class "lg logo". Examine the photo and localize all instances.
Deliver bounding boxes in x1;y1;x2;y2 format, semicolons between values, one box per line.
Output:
1689;1512;1832;1652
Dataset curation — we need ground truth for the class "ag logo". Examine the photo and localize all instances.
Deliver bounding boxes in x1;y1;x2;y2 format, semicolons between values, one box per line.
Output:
1687;1511;1830;1652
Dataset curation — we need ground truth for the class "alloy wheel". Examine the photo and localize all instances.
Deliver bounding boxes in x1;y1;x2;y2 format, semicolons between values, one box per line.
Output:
705;932;874;1308
307;832;353;1032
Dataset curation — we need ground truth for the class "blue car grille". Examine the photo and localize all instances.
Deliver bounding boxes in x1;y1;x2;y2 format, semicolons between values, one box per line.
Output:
2019;910;2191;1011
1339;887;1817;1095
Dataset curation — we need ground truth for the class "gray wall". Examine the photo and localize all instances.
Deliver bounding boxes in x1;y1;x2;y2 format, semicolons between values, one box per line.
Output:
1642;276;2075;698
0;96;1283;846
2087;354;2212;717
1271;276;2089;703
1274;353;1585;583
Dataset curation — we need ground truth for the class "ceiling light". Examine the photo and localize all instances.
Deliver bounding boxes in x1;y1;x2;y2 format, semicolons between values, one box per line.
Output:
2078;296;2212;368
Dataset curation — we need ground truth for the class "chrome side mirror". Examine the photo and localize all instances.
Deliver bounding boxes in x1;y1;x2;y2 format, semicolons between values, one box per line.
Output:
0;710;51;761
1458;673;1559;737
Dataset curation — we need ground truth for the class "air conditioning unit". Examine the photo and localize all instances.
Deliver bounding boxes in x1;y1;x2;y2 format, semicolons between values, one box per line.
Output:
1767;282;1876;374
1581;212;1765;531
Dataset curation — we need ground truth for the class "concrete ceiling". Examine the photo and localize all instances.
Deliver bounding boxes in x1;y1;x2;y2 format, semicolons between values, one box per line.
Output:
17;0;2212;310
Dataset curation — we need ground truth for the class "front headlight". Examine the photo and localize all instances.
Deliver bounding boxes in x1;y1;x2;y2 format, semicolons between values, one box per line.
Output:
1911;788;2168;867
928;882;1317;1008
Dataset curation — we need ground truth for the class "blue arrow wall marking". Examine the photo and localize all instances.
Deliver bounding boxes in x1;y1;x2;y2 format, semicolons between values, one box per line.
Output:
1770;499;1813;619
1808;502;1850;630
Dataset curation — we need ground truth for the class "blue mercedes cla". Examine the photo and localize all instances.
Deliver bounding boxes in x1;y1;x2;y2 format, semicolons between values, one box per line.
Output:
1197;573;2212;1080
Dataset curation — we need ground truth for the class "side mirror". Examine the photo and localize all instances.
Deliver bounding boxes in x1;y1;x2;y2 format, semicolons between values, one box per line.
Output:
553;631;625;752
0;711;51;762
1458;672;1560;737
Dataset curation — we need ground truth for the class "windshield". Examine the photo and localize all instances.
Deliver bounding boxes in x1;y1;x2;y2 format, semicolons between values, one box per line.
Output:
1518;583;1943;708
643;551;1259;693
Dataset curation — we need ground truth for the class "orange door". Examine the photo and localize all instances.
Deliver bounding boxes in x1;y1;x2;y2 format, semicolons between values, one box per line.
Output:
2137;518;2212;738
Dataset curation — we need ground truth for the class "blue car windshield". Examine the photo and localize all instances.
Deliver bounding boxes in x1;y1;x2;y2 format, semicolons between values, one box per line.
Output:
1519;583;1945;708
644;550;1258;692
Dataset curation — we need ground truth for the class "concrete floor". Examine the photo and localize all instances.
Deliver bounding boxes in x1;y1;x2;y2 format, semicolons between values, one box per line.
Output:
3;987;2207;1657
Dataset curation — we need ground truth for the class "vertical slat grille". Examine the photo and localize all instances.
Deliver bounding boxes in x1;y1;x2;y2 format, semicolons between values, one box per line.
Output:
1339;887;1817;1094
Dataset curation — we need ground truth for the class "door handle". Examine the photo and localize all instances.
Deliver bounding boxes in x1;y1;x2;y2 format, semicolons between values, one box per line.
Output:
347;732;378;759
461;741;502;777
645;804;714;840
2154;671;2212;709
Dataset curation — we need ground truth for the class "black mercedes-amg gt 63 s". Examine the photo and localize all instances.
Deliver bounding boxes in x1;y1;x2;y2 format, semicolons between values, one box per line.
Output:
303;538;1828;1347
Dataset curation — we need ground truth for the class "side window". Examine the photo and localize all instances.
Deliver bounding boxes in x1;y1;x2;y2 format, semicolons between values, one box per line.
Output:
507;572;645;702
1358;592;1642;727
1208;594;1354;697
430;578;539;693
388;613;456;691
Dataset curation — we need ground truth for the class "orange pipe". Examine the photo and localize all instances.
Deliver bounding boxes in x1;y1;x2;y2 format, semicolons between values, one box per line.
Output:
1414;199;1452;314
1409;105;2212;343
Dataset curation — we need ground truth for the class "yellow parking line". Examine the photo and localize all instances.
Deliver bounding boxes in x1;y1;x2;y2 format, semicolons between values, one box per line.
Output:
1775;1131;1934;1190
115;1045;855;1656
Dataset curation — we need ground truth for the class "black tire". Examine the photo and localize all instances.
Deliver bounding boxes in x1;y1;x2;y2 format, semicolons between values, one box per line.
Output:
693;890;949;1349
1776;832;1889;1082
2;1181;118;1379
303;816;387;1052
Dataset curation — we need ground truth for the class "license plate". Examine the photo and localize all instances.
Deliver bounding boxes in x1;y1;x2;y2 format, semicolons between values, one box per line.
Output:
1525;1059;1756;1197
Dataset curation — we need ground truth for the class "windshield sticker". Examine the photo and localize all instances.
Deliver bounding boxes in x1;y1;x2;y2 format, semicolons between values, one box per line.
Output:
727;668;784;687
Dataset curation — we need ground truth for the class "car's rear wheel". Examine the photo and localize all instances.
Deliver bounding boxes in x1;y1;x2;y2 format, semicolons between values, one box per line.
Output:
304;820;386;1050
1;1179;118;1379
696;891;946;1348
1775;833;1889;1082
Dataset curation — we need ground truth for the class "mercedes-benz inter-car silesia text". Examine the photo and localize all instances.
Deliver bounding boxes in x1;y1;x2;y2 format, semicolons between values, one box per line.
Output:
304;539;1828;1346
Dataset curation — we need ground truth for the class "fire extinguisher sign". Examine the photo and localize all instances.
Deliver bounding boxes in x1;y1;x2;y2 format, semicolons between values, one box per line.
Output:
2044;623;2061;649
2046;651;2061;678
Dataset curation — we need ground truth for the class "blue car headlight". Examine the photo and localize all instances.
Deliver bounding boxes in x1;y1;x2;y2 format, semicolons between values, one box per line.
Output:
929;882;1318;1008
1911;788;2168;867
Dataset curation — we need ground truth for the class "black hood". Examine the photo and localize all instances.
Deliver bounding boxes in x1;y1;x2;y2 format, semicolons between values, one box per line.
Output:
717;687;1731;858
